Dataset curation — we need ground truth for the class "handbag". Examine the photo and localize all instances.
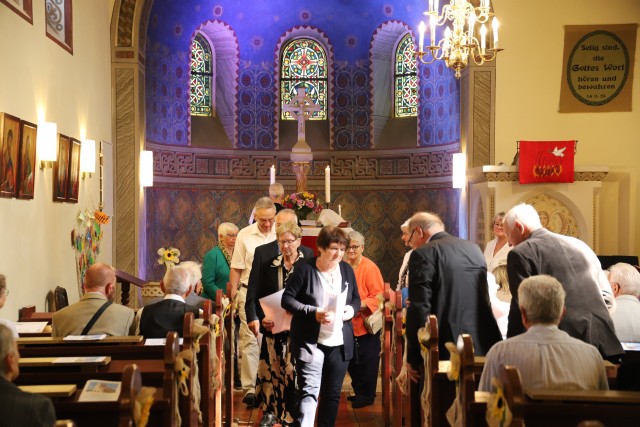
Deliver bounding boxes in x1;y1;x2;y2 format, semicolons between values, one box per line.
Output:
364;309;383;335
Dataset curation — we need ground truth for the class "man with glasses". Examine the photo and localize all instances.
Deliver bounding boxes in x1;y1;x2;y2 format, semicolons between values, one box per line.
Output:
405;212;501;383
230;197;278;407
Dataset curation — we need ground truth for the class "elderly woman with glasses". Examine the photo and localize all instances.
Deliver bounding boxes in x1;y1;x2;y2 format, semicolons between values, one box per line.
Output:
250;222;314;427
202;222;239;298
0;274;18;338
484;212;511;273
343;231;385;408
282;226;361;427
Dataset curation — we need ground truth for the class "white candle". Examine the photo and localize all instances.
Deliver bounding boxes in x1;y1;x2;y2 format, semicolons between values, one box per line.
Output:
338;205;342;218
492;18;499;49
419;21;426;52
325;166;331;203
270;165;275;184
480;24;487;55
430;15;436;46
467;13;475;42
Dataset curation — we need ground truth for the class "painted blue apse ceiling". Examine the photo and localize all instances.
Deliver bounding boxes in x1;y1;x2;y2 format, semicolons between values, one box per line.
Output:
145;0;460;149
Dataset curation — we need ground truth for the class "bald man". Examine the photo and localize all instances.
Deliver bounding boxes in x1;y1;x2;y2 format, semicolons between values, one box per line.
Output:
52;263;136;337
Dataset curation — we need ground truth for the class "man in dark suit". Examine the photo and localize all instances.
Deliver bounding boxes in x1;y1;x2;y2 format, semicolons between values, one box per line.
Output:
503;203;623;361
405;212;502;380
246;209;313;337
139;266;200;338
0;324;56;427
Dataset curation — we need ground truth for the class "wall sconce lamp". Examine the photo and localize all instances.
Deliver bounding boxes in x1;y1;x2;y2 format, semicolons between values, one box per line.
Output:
140;150;154;187
37;122;58;169
80;139;96;179
452;153;466;189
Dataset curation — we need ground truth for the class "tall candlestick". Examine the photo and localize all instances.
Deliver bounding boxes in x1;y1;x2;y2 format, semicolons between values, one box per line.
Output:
338;204;342;218
325;166;331;203
270;165;275;184
418;21;426;52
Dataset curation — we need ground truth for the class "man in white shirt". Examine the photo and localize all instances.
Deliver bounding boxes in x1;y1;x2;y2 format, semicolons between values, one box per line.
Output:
479;274;608;392
608;262;640;342
229;197;277;406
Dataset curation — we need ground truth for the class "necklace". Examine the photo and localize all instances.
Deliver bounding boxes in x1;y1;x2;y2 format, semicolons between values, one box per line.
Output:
219;242;232;266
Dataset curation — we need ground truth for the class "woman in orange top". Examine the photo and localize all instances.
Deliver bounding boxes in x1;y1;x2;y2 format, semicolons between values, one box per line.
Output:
345;231;385;408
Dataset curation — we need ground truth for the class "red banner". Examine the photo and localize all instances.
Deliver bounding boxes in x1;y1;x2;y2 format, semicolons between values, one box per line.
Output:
519;141;575;184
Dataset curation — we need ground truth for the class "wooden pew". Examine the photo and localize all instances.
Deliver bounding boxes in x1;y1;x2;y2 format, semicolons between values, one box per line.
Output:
381;282;393;427
392;290;406;427
223;286;235;427
52;364;174;427
18;305;53;323
34;336;180;427
18;309;212;427
500;365;640;427
212;290;224;427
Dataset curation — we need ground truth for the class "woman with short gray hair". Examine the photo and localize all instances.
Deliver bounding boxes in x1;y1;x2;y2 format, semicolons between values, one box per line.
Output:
202;222;239;298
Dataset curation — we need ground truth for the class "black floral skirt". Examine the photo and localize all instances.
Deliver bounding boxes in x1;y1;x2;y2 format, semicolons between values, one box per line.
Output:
256;331;296;424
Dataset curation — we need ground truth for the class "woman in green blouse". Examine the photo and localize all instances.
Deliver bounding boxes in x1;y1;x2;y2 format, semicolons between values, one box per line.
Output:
201;222;238;298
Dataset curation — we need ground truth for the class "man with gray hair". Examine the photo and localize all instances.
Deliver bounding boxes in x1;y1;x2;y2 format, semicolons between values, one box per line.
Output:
230;196;277;407
405;212;501;381
608;262;640;342
503;203;622;360
479;275;608;391
0;324;56;426
139;266;200;338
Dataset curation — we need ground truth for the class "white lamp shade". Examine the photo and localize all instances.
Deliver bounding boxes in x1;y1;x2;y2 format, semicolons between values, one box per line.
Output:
452;153;466;189
140;150;154;187
80;139;96;173
37;122;58;162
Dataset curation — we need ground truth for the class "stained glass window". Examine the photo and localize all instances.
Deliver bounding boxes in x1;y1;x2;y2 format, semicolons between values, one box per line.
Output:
394;34;418;117
281;38;327;120
190;33;212;116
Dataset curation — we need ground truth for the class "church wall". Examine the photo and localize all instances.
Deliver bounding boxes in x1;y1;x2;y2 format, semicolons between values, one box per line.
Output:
0;0;113;319
144;185;460;284
143;0;460;149
492;0;640;256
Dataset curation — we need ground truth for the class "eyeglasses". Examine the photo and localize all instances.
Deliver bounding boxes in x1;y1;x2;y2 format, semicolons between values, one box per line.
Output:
278;239;298;246
347;245;362;251
256;217;275;224
493;223;504;227
225;233;237;238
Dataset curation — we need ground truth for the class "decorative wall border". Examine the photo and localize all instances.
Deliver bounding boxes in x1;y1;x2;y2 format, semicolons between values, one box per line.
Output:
148;141;458;181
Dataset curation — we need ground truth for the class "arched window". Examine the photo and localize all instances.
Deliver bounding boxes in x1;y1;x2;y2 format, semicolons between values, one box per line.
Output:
281;38;328;120
190;33;213;117
394;33;418;117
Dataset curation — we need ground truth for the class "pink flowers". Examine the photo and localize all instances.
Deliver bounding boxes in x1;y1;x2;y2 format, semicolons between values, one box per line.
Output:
283;191;323;220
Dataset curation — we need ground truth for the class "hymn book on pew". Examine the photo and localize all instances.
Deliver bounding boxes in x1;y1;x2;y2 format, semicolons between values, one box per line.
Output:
63;334;107;341
14;321;48;334
78;379;122;402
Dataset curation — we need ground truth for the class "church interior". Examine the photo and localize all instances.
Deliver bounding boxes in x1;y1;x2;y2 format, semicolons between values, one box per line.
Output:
1;0;639;425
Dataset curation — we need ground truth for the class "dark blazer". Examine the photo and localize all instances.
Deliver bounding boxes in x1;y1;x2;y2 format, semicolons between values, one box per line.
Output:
407;231;502;366
506;228;623;359
281;258;361;363
0;377;56;427
139;298;200;338
246;240;314;323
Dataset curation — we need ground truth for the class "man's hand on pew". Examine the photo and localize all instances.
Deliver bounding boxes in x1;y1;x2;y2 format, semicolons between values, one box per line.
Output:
248;320;260;337
406;362;420;383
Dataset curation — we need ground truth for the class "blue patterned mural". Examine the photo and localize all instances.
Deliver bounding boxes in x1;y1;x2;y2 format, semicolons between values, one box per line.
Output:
144;0;460;148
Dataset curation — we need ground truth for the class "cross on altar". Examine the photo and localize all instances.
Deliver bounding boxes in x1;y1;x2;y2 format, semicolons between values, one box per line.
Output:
282;87;321;143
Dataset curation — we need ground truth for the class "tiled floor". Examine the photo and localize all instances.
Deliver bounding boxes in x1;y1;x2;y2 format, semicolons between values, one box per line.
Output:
230;387;384;427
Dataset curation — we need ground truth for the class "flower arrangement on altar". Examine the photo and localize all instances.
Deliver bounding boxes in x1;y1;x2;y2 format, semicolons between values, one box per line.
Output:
283;191;323;220
157;246;181;270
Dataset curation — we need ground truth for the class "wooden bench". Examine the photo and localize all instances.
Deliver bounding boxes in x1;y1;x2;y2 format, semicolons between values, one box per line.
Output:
501;365;640;427
23;335;181;426
53;363;175;427
380;282;393;427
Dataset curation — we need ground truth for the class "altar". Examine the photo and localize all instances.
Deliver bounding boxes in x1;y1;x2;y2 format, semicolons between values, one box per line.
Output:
301;226;354;255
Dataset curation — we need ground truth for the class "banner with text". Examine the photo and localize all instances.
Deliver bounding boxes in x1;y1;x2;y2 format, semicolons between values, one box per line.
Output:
519;141;575;184
559;24;637;112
